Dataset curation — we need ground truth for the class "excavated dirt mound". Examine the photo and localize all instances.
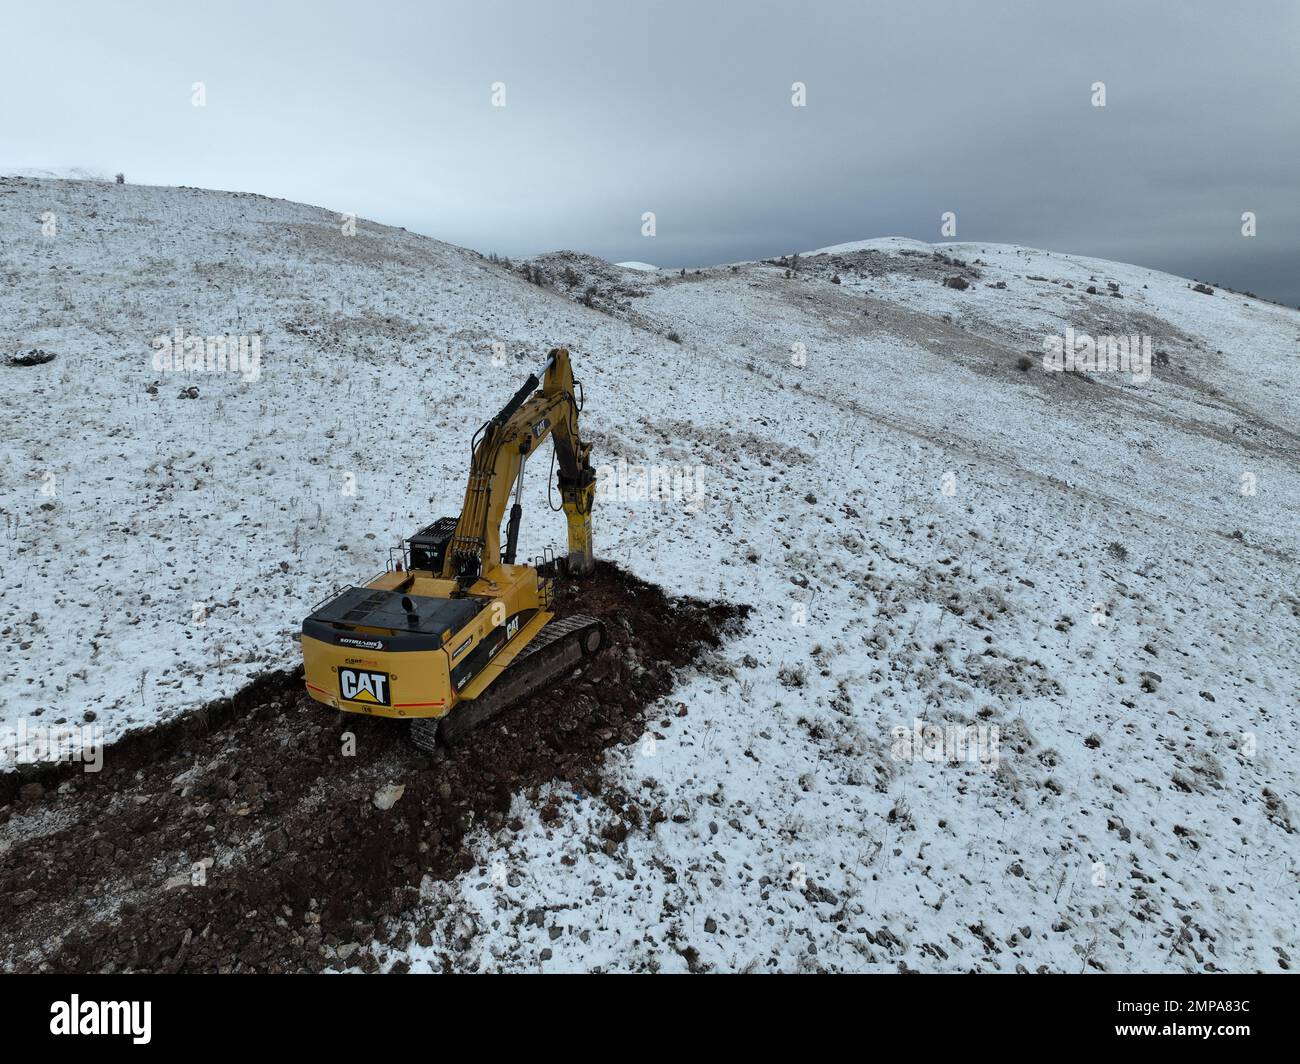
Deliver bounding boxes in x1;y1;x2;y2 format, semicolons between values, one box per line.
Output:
0;563;747;973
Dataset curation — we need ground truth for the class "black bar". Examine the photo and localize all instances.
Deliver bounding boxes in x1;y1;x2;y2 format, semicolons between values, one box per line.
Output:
1;972;1286;1050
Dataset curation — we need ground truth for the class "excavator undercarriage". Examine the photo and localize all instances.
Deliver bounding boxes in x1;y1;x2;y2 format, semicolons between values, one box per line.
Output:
409;612;606;751
300;348;606;748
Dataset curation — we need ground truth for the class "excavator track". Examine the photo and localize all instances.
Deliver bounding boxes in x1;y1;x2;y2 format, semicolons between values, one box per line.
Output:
409;613;607;752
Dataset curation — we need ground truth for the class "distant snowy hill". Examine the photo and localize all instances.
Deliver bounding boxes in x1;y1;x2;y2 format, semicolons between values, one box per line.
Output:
1;176;1297;973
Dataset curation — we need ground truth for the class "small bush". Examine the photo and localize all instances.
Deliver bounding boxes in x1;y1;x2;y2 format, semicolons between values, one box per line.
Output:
778;663;807;688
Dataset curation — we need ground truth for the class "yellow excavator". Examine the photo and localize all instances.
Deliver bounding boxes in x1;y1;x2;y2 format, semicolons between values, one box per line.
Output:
300;348;605;750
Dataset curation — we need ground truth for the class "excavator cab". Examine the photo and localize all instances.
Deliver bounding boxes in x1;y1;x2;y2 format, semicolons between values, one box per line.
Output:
407;517;458;573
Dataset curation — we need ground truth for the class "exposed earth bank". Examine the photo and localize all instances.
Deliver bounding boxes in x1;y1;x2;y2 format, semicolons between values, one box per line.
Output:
0;563;747;973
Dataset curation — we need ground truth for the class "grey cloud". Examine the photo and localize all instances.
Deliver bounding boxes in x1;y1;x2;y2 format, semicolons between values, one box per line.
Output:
3;0;1296;303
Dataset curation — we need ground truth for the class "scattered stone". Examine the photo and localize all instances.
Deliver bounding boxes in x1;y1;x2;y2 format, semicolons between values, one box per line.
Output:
6;348;56;367
373;782;406;810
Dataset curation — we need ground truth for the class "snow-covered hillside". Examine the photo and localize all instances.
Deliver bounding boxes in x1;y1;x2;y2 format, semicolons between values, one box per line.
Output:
2;176;1297;972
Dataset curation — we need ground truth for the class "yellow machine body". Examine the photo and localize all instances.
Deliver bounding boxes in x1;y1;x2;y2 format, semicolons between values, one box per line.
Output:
300;348;596;721
301;565;549;719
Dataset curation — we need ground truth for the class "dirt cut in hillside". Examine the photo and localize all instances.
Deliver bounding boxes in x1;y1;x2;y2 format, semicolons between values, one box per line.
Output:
0;562;748;973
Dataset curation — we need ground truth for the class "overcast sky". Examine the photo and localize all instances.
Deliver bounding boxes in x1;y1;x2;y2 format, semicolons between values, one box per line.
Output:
4;0;1298;304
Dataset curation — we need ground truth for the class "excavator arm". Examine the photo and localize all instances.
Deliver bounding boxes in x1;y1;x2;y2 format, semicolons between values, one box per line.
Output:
442;347;596;585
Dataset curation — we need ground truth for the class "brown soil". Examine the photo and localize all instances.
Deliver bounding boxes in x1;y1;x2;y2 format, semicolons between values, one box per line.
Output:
0;563;746;973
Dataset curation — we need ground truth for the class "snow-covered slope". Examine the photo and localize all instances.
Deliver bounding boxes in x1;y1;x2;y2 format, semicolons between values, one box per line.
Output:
2;176;1297;973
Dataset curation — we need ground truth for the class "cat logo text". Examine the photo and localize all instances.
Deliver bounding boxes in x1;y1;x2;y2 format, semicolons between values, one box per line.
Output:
339;668;391;706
